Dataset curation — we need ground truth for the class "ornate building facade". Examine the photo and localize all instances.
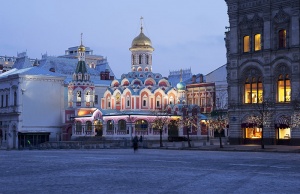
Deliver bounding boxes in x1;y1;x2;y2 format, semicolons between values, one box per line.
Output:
225;0;300;145
71;19;207;140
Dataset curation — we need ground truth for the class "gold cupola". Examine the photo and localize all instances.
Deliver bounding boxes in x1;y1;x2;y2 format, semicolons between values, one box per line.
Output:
78;33;86;52
130;17;154;51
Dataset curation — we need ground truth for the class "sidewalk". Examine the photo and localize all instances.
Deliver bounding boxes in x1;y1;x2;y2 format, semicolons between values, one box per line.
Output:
187;144;300;153
149;141;300;153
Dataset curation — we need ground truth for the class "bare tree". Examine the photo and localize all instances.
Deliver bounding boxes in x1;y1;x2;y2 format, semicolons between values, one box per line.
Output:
152;110;170;147
246;99;274;149
179;114;197;148
208;111;228;148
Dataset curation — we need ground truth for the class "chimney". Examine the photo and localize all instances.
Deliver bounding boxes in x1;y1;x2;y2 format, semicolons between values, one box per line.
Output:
192;75;196;83
199;74;203;83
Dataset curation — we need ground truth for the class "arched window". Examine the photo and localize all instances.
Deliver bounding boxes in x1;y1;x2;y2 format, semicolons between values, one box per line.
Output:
169;96;174;105
85;91;90;102
139;54;142;64
132;54;135;65
279;29;286;49
118;120;126;130
86;121;92;131
142;95;148;107
135;120;148;130
14;91;17;106
77;91;81;102
76;121;82;132
278;74;291;102
107;120;114;131
156;96;161;108
245;76;263;104
243;35;250;52
254;34;261;51
126;95;130;108
107;97;111;108
146;55;149;64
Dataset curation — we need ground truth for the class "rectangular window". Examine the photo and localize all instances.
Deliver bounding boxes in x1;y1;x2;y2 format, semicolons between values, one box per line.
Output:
245;128;262;138
254;34;261;51
285;80;291;102
278;80;285;102
5;95;8;107
245;83;251;103
243;36;250;52
1;95;3;107
201;98;205;107
258;83;263;103
95;95;98;105
278;128;291;139
279;30;286;48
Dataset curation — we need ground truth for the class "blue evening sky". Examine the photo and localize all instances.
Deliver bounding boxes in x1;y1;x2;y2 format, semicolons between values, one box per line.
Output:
0;0;228;78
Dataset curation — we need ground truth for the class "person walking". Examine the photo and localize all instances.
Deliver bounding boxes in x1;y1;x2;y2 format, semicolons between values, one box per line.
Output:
132;135;139;152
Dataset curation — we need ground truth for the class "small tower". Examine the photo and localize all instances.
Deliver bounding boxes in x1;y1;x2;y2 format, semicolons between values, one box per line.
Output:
68;34;95;108
176;69;187;104
129;17;154;72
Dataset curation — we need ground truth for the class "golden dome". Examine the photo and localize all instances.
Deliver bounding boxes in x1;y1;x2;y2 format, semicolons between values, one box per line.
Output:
78;44;86;52
78;33;86;52
130;18;154;51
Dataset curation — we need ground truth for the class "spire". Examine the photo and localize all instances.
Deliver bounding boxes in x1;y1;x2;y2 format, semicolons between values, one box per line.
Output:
140;16;144;33
78;33;86;61
180;69;183;82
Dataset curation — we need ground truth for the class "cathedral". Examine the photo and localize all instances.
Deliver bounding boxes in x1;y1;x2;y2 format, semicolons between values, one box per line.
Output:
70;19;207;140
225;0;300;145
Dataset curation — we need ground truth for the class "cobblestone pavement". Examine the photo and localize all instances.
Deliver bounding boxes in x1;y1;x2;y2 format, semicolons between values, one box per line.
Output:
1;149;300;194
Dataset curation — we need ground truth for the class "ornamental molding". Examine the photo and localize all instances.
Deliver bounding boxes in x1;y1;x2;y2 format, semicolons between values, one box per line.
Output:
273;7;290;24
22;77;64;83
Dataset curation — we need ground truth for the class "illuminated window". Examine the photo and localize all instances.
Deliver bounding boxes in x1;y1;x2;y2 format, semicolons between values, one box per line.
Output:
278;74;291;102
107;120;114;131
244;77;263;104
135;120;148;130
245;127;262;138
279;29;286;48
254;34;261;51
243;35;250;52
278;128;291;139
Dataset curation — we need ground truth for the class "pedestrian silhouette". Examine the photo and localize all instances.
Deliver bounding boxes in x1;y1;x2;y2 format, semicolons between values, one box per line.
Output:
132;135;139;152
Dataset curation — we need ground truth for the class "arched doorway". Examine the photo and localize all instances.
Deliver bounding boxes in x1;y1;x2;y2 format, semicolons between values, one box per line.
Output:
168;120;179;141
135;120;148;135
94;120;103;136
241;115;262;145
275;115;290;145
